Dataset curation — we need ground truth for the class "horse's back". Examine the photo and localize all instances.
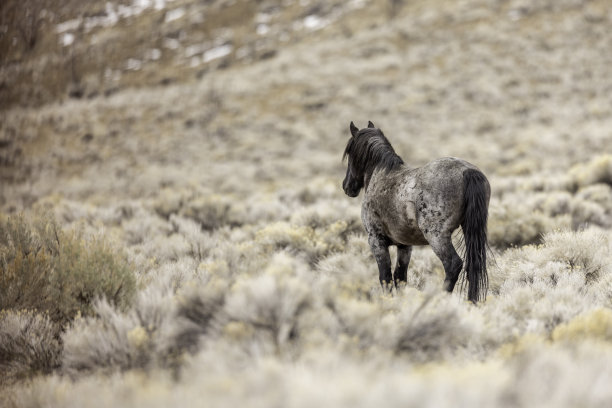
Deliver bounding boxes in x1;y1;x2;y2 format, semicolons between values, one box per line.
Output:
413;157;482;192
417;157;480;179
411;158;486;236
363;157;487;246
420;157;490;201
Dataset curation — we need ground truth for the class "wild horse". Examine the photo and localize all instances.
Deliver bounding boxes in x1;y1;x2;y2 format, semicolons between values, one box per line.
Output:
342;121;490;302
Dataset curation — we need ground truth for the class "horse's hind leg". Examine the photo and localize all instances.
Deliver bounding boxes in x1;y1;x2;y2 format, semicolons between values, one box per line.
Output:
428;234;463;293
394;244;412;288
368;235;393;292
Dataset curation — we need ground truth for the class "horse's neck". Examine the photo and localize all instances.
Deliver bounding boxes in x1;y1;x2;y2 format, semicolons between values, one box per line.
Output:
364;163;404;192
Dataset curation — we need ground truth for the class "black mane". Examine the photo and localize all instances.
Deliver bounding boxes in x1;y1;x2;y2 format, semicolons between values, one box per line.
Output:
343;128;404;175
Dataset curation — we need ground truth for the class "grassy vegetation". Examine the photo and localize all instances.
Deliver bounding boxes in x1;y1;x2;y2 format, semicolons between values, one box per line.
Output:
2;0;612;406
0;213;136;385
1;213;136;325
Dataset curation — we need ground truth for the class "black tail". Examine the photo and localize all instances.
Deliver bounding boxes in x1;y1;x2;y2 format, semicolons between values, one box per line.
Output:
461;169;490;303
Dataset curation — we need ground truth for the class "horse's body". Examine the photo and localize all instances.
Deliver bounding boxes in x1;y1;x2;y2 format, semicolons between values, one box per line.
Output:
343;121;490;302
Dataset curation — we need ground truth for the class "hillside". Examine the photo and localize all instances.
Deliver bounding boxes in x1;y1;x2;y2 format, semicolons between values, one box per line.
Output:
2;0;612;406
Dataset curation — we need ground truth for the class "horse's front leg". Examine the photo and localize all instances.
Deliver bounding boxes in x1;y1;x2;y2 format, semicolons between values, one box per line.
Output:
368;235;392;292
394;244;412;288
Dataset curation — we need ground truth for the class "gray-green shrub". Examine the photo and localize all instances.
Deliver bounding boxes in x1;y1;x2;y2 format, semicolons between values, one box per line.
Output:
0;213;136;325
0;310;62;385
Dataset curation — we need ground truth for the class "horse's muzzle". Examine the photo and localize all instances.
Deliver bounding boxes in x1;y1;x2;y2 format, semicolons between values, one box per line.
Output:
344;187;360;197
342;176;361;197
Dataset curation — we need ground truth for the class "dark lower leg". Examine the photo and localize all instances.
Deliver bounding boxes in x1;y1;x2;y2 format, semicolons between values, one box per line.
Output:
368;235;392;291
442;255;463;293
394;245;412;287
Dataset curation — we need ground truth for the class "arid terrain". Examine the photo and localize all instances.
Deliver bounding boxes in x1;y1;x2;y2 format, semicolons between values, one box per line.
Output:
2;0;612;406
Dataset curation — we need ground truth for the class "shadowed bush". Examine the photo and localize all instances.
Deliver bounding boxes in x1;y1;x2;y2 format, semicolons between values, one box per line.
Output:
169;283;228;356
180;195;245;230
62;297;172;376
379;293;481;362
223;256;313;355
0;215;53;314
488;197;567;248
484;228;611;340
571;184;612;230
255;221;357;265
0;310;62;385
568;154;612;191
0;214;136;325
62;270;227;376
542;229;610;283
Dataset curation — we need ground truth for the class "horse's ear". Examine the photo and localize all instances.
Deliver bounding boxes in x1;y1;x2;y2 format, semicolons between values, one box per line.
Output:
368;121;375;128
350;121;359;138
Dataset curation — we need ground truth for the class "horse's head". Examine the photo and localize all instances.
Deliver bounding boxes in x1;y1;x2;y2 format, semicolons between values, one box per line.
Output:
342;121;376;197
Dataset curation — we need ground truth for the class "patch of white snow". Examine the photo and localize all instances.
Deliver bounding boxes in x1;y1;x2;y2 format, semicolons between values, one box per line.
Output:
256;24;270;36
62;33;75;46
203;45;233;63
165;7;185;23
303;15;327;30
126;58;143;70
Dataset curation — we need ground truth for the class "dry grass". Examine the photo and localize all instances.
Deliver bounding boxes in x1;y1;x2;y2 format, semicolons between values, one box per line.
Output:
2;0;612;406
0;213;136;326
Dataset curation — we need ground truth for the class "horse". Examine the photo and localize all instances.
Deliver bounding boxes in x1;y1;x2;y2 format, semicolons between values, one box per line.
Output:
342;121;490;302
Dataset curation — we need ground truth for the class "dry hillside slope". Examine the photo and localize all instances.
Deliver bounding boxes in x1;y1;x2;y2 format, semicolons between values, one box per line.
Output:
2;0;612;407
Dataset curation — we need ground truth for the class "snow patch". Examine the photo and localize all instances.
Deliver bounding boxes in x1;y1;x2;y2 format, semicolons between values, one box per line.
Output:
203;45;233;63
303;15;327;30
165;8;185;23
257;24;270;36
61;33;75;47
146;49;162;60
55;0;177;43
56;19;81;34
126;59;143;70
185;43;209;58
163;38;181;50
